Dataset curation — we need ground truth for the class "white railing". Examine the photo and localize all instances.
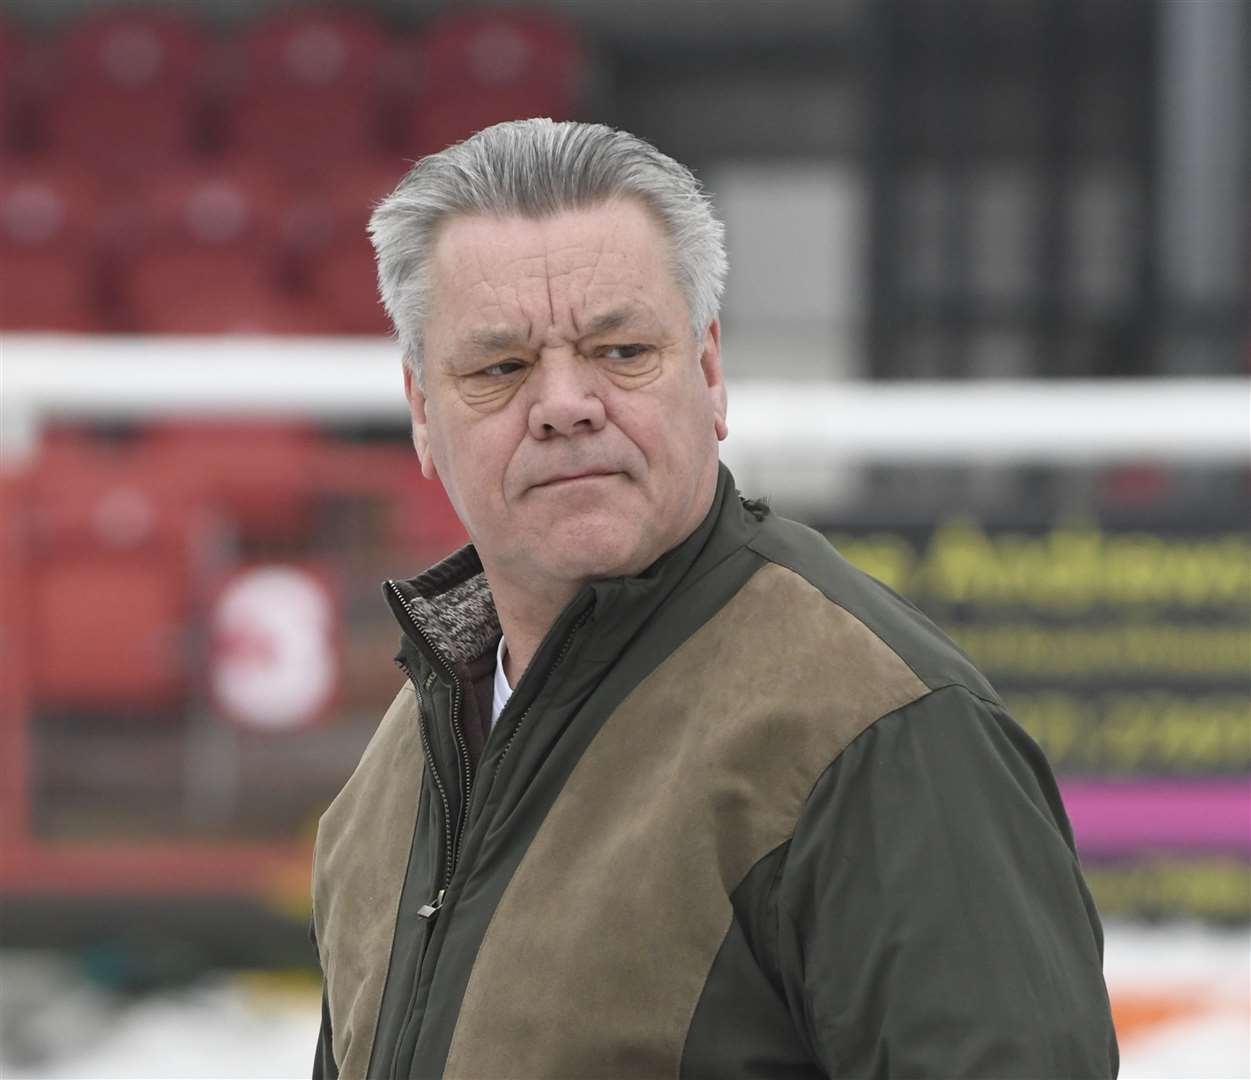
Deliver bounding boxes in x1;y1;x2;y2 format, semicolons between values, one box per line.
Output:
3;335;1248;469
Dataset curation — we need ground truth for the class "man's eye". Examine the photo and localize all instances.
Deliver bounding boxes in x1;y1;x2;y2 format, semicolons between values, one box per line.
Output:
478;360;526;377
600;344;650;361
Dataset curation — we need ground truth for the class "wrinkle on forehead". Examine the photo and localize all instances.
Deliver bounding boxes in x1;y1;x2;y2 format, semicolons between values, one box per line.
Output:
543;247;555;342
428;202;683;362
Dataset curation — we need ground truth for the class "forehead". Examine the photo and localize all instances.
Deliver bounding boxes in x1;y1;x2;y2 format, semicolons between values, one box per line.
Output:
424;199;685;347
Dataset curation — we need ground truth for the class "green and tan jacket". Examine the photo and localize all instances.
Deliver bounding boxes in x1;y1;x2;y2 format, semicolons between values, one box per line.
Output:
311;467;1118;1079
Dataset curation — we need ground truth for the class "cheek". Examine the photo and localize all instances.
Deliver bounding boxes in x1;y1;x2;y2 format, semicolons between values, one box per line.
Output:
430;414;521;514
650;380;714;458
658;390;719;498
616;404;700;485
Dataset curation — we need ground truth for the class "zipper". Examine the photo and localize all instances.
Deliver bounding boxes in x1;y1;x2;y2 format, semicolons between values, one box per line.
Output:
396;655;456;913
491;607;592;777
388;656;447;1080
388;581;471;911
417;889;445;919
387;581;472;1080
383;581;588;1078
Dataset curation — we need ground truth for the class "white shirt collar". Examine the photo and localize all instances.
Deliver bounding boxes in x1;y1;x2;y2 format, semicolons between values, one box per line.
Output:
491;635;513;731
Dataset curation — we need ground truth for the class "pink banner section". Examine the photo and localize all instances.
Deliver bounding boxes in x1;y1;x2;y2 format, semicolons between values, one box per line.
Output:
1059;779;1251;856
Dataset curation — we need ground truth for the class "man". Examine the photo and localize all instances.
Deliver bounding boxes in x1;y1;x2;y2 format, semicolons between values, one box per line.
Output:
311;119;1118;1079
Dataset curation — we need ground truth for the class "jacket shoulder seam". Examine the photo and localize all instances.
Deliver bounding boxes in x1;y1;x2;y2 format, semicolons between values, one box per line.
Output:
799;682;993;817
748;551;934;693
748;542;996;703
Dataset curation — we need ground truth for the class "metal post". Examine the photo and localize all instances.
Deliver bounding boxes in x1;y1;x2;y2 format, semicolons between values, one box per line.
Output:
1156;0;1249;374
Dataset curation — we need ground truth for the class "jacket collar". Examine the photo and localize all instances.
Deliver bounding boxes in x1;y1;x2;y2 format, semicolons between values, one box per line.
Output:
385;546;499;670
384;463;765;678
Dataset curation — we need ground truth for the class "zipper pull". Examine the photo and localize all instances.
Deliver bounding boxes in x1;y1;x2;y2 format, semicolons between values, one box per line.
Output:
417;889;446;920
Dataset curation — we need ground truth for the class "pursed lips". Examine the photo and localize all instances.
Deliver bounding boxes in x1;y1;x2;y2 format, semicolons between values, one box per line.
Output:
532;469;622;489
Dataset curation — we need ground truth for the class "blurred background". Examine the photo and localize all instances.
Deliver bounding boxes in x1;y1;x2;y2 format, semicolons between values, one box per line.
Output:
0;0;1247;1076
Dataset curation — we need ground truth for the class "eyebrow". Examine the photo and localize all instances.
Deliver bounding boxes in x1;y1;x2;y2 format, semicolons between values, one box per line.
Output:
577;308;638;338
461;307;646;357
464;327;531;355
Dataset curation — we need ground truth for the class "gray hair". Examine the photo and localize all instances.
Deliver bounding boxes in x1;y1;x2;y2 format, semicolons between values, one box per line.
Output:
368;118;728;382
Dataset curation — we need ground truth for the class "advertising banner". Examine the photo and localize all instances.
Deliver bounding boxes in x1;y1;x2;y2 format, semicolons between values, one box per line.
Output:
823;516;1251;921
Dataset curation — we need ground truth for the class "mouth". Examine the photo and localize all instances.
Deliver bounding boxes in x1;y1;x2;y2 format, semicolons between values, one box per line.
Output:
533;470;621;489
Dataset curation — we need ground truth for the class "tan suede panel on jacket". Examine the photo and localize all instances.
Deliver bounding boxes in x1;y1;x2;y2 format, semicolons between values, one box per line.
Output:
313;683;424;1079
443;562;930;1080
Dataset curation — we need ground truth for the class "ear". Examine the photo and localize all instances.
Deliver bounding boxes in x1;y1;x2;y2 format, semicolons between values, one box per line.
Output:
403;365;438;480
699;320;729;441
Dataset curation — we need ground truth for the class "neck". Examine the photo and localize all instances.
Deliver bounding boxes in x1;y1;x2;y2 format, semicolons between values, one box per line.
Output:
485;574;580;686
482;465;726;683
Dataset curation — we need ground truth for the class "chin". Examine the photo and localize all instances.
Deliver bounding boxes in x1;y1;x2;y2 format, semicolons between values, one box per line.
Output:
540;517;651;582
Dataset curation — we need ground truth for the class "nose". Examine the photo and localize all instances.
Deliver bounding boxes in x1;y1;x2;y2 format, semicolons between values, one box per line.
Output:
526;354;607;440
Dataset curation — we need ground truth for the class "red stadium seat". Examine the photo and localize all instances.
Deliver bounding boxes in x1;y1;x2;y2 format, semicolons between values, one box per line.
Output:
0;164;103;331
117;161;302;333
27;435;195;554
125;254;336;335
26;441;192;711
30;553;188;711
285;162;402;263
0;469;31;735
222;10;391;177
0;21;18;154
386;455;470;558
40;8;208;175
305;236;391;335
409;87;580;159
131;161;285;247
141;422;318;543
400;10;586;154
414;9;584;104
297;164;405;334
161;291;339;335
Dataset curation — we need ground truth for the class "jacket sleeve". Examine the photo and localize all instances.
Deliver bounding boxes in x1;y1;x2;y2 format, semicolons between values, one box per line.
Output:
774;684;1119;1079
310;916;339;1080
313;985;339;1080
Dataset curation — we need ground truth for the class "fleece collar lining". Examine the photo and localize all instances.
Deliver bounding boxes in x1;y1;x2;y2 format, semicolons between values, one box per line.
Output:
388;546;500;667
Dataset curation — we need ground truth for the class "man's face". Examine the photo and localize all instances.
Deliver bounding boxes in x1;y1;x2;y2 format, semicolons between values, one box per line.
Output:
404;198;728;596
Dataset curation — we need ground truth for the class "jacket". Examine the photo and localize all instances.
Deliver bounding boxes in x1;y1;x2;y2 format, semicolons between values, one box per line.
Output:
311;465;1119;1079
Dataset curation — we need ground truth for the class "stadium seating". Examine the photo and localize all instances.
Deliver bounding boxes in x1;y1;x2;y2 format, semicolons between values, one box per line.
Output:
399;9;586;155
0;6;586;334
30;553;189;711
221;10;392;178
303;236;391;335
39;7;208;175
0;164;103;331
120;243;338;334
116;161;308;334
411;9;584;107
297;163;406;334
27;431;195;550
0;21;17;153
25;439;193;711
20;419;334;712
140;422;319;544
386;455;471;557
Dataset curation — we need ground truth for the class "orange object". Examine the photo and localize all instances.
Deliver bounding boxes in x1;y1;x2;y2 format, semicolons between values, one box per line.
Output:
1109;989;1209;1044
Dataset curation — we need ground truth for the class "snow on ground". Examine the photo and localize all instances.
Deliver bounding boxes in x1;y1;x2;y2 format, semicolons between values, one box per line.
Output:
1;922;1247;1079
1104;923;1250;1080
0;960;320;1080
